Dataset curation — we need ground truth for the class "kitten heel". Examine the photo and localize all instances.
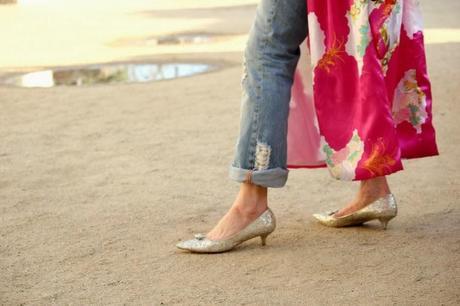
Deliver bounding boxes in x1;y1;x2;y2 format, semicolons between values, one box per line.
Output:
260;233;270;246
378;216;395;230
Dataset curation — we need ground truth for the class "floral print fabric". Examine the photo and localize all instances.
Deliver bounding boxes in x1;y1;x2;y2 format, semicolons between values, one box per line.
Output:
286;0;439;180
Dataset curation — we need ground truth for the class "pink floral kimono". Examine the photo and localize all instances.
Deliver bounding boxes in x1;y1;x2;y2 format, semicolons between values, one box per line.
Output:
286;0;439;180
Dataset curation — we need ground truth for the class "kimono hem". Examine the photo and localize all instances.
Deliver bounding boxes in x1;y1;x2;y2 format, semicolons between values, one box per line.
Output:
286;0;439;181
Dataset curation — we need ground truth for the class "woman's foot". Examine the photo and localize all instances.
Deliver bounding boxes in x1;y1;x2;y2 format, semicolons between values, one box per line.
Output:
333;176;391;218
205;182;268;240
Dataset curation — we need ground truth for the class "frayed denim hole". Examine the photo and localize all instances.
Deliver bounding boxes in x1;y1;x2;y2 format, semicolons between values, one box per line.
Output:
254;141;272;170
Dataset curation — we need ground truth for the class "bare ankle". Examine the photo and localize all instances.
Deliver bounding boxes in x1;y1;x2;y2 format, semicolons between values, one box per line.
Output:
233;205;264;221
358;176;391;202
233;182;268;217
241;181;267;197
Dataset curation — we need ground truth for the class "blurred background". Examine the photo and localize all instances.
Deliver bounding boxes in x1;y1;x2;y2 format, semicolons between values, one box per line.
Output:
0;0;459;70
1;0;258;69
0;0;459;85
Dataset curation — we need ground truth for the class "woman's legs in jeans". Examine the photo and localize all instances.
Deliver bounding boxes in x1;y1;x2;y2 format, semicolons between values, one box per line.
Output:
206;0;308;240
228;0;308;188
206;0;392;240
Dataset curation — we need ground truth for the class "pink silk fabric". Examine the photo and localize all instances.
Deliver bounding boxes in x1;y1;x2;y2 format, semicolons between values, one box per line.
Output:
286;0;439;180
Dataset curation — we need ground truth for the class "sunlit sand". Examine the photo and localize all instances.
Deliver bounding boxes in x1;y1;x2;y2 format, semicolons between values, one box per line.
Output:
0;1;458;305
0;0;256;69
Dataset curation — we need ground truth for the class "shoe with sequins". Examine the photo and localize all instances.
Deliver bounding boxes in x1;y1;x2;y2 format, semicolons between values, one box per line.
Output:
312;193;397;230
176;207;276;253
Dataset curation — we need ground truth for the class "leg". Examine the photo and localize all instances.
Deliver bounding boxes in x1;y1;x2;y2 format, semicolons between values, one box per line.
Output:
207;0;308;240
228;0;308;188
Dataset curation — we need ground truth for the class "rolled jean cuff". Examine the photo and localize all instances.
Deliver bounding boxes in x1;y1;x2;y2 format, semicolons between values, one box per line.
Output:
228;165;289;188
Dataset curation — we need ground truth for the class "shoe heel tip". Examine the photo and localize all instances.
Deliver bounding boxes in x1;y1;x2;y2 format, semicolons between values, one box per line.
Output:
260;235;268;246
379;218;393;230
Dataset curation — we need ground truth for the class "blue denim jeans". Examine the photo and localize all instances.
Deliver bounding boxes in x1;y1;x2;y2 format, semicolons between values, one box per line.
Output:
228;0;308;188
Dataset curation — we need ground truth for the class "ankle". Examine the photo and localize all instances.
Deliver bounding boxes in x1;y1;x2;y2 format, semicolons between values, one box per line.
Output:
358;176;391;203
232;205;264;222
233;182;268;217
240;181;267;197
356;177;390;206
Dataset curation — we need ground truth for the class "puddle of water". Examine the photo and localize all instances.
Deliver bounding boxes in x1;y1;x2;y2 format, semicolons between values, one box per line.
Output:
4;63;214;87
156;34;213;45
110;33;231;47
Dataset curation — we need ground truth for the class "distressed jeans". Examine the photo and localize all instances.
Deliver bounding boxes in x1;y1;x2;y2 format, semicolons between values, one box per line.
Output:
228;0;308;188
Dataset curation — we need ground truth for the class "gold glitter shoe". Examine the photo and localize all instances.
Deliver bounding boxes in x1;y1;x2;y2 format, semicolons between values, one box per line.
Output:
312;193;397;230
176;207;276;253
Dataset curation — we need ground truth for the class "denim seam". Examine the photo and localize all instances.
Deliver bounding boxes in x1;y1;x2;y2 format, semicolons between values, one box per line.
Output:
250;0;277;173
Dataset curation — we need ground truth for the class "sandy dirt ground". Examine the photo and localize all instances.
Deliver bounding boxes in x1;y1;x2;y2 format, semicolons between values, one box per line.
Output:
1;0;459;305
